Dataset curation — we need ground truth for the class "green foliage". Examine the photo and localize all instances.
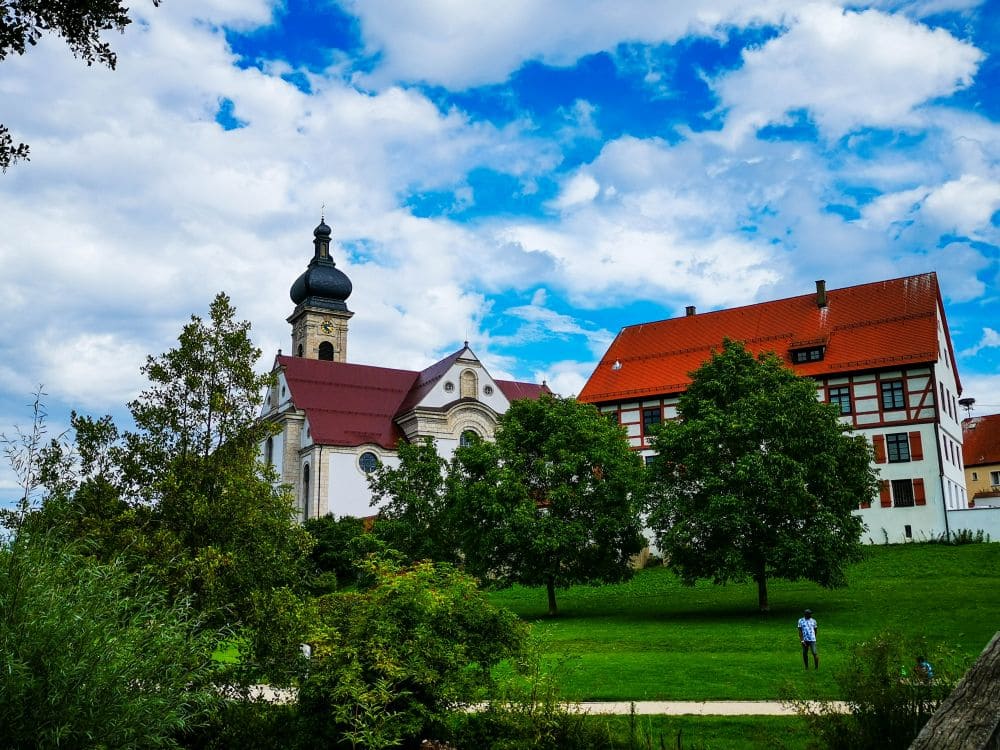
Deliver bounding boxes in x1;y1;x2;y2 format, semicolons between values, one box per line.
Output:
450;638;618;750
303;513;373;591
793;631;965;749
927;528;991;545
647;339;877;611
299;555;528;747
0;535;220;748
368;438;459;564
451;395;646;615
21;295;314;682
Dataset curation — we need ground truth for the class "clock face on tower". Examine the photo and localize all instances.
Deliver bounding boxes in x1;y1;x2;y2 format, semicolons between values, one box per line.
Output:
320;320;334;334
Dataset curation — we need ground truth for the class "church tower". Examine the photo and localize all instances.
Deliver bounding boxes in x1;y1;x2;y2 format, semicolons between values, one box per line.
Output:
287;218;354;362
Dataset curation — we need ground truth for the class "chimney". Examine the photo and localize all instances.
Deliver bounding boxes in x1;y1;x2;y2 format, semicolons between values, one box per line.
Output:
815;280;827;308
685;305;696;317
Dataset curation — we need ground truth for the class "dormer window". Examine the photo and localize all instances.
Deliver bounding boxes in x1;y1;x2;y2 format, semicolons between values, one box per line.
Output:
791;347;824;363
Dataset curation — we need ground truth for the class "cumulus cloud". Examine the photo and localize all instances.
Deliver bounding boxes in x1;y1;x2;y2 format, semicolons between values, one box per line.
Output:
960;328;1000;358
713;3;983;143
346;0;804;89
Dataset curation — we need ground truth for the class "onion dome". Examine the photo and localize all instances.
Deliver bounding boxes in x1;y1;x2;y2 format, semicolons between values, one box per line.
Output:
290;218;352;311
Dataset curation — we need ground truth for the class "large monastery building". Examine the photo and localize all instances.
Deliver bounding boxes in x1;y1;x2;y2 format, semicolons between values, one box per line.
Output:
580;273;998;543
260;220;548;520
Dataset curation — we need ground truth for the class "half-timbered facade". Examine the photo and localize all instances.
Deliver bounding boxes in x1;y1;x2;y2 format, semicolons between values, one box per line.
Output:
579;273;969;543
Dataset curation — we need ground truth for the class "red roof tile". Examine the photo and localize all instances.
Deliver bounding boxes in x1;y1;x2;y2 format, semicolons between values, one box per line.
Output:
963;414;1000;467
278;356;418;449
580;273;953;404
277;353;547;449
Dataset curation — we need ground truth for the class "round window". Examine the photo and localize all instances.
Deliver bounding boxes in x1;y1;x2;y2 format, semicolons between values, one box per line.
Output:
444;381;455;393
359;451;379;473
483;385;494;396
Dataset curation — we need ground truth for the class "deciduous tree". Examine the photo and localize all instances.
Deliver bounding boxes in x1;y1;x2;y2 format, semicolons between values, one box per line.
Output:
646;339;877;612
451;395;646;616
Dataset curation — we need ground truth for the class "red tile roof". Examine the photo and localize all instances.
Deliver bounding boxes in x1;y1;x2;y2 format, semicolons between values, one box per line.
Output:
963;414;1000;467
579;273;955;404
276;353;547;449
278;355;417;449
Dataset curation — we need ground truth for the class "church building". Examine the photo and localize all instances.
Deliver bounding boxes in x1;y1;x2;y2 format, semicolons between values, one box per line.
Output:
260;219;549;520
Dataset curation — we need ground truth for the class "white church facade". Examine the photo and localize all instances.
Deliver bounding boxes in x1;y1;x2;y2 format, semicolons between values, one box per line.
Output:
259;220;548;520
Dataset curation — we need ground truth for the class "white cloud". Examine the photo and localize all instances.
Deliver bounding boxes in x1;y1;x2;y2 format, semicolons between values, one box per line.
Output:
960;328;1000;358
552;173;600;209
713;4;984;143
346;0;804;89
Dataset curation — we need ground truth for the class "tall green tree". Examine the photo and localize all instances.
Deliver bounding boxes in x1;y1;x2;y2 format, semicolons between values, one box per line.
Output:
451;395;646;616
368;437;460;565
1;0;158;171
30;294;313;675
646;339;877;612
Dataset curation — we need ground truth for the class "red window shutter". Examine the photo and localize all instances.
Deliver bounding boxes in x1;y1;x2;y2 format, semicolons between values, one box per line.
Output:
914;478;926;506
873;435;887;464
908;431;923;461
879;480;892;508
860;499;871;509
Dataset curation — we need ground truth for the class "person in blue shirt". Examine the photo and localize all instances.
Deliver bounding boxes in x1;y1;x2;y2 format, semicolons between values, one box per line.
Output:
797;608;819;669
915;655;934;681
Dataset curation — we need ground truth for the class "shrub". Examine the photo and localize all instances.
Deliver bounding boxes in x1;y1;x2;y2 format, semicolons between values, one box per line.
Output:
0;536;220;748
298;555;528;748
793;631;965;749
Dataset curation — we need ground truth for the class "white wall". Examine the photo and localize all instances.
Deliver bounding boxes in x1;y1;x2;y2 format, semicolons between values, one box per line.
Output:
324;448;400;519
946;507;1000;540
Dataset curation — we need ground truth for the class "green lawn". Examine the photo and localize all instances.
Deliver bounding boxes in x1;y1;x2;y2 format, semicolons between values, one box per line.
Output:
488;543;1000;702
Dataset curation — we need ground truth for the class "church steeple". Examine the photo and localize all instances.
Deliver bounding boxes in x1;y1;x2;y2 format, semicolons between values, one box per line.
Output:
288;218;354;362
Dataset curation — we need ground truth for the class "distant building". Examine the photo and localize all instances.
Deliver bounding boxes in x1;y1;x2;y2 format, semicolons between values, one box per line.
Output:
963;414;1000;508
260;220;548;520
579;273;981;543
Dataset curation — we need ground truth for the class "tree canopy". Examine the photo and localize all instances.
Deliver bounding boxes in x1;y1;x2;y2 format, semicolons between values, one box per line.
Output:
1;0;155;170
449;395;646;616
34;293;313;674
646;339;877;612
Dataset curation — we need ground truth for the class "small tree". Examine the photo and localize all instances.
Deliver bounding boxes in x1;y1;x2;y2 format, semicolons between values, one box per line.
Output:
368;438;459;565
298;555;527;747
647;339;877;611
451;395;646;616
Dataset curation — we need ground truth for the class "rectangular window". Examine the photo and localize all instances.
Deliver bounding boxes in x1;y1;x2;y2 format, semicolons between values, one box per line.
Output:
792;347;824;363
605;411;620;424
892;479;915;507
642;407;662;429
881;379;905;410
644;455;657;467
991;471;1000;486
971;471;978;481
886;433;910;463
828;386;852;415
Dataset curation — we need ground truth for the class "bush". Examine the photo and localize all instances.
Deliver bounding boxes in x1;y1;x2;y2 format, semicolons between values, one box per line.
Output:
793;631;965;749
0;535;220;748
298;555;528;748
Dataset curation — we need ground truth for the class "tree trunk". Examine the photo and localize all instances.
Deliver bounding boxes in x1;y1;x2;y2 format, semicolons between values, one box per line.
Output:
756;570;769;612
546;576;558;617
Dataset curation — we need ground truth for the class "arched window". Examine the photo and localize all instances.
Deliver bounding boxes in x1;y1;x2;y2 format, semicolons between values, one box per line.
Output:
459;430;478;448
460;369;477;398
318;341;334;360
302;463;311;519
297;344;304;357
265;437;274;467
359;451;379;473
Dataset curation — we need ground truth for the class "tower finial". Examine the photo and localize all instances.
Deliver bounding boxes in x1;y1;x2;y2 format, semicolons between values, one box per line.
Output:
321;202;325;222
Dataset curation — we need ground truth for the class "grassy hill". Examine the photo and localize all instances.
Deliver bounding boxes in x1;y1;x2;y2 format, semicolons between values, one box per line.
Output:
488;542;1000;701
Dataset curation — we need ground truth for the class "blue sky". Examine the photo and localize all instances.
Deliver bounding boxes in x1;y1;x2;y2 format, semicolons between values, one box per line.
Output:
0;0;998;503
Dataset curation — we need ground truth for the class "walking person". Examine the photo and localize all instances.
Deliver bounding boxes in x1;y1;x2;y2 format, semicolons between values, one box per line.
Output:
798;608;818;669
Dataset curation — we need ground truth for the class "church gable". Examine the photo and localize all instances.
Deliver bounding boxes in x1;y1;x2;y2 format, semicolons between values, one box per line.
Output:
398;344;511;415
